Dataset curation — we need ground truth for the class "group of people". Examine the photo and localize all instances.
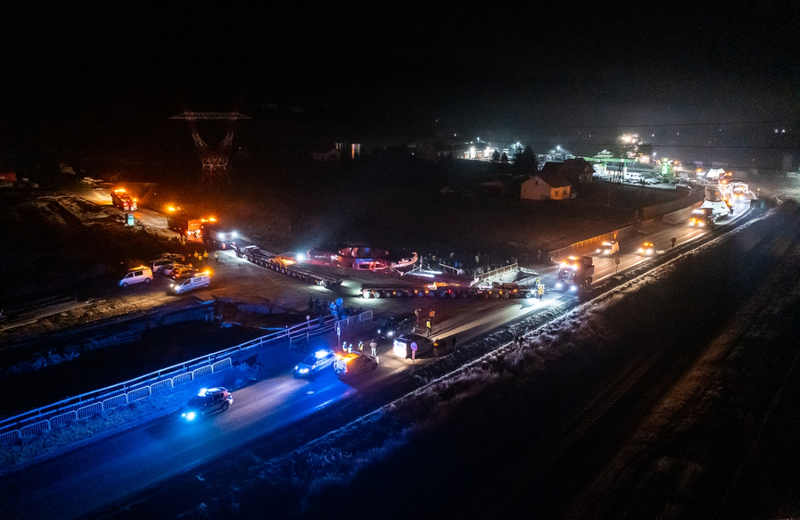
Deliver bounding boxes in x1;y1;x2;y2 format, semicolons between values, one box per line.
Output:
342;338;379;358
307;299;364;319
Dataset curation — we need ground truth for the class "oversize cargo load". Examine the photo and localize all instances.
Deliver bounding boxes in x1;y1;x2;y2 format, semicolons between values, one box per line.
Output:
111;189;138;211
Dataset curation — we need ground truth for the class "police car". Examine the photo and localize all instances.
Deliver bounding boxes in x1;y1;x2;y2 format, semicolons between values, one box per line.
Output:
294;349;337;378
180;387;233;421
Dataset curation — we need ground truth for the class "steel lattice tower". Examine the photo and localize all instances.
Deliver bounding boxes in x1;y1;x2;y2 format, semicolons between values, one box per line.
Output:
171;111;250;184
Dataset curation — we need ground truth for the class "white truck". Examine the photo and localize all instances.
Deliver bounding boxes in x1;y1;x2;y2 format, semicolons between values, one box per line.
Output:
699;199;733;220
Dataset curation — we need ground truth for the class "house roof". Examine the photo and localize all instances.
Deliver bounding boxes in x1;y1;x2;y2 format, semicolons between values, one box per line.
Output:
538;173;571;188
539;161;564;175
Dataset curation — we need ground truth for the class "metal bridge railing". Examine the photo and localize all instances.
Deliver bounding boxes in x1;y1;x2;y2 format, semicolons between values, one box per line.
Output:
0;310;373;443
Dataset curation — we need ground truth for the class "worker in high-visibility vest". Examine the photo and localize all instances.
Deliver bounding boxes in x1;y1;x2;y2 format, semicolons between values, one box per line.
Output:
537;283;545;300
426;319;432;337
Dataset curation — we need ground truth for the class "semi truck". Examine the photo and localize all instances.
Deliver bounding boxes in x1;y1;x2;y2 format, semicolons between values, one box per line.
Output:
167;214;203;239
111;189;138;211
688;208;715;228
699;199;733;219
555;255;594;291
201;221;237;249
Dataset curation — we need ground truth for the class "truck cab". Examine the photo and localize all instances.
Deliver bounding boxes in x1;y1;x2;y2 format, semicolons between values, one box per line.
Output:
555;255;594;291
688;208;715;228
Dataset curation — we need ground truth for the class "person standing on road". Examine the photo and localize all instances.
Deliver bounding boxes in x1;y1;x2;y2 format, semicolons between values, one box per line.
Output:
308;298;314;314
370;338;378;356
348;343;353;353
537;282;545;300
426;319;432;337
214;251;219;264
358;340;364;353
203;251;209;263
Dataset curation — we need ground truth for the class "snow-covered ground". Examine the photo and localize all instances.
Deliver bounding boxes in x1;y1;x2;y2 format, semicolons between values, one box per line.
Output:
101;192;800;518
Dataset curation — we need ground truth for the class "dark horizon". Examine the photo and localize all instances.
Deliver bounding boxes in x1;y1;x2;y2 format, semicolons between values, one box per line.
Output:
1;3;798;173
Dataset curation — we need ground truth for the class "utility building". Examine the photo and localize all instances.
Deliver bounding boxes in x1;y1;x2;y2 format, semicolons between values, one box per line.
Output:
521;174;572;201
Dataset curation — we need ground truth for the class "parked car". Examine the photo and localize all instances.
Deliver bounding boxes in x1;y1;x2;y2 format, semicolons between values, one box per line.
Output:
168;265;196;280
333;352;379;378
119;266;153;287
163;263;192;277
377;312;416;339
160;253;186;262
151;258;176;274
294;349;337;378
180;387;233;421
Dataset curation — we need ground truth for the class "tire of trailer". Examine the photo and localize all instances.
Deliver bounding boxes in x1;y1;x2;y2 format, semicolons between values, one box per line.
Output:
502;292;510;299
525;292;533;299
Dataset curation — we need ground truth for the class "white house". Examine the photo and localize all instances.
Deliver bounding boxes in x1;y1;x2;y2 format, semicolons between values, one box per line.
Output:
521;174;571;201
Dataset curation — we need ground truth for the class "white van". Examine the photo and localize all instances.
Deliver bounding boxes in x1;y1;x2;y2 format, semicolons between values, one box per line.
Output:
119;266;153;287
169;273;210;295
624;171;643;183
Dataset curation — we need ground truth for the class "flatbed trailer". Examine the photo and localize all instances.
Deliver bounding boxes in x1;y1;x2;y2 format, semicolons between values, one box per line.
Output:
233;245;342;288
360;281;538;299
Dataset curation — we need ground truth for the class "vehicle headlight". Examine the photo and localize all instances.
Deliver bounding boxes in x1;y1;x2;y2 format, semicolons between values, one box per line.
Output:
184;411;197;421
555;282;563;289
570;285;577;292
388;331;394;336
298;367;309;374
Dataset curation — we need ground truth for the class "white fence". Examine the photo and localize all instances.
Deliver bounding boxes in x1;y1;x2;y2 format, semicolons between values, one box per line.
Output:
0;311;373;443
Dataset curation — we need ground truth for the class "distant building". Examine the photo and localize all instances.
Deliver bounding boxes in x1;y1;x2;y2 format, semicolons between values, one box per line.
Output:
561;158;595;184
411;142;455;161
521;174;571;200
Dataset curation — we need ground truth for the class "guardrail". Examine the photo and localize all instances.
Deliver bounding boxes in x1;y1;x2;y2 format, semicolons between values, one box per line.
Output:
0;311;373;443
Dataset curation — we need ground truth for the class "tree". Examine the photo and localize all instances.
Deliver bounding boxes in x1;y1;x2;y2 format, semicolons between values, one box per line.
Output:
491;149;501;163
513;145;538;173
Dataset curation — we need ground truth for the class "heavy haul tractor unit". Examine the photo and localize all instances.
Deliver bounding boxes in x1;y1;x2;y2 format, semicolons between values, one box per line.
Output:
555;255;594;292
111;188;138;211
688;208;715;228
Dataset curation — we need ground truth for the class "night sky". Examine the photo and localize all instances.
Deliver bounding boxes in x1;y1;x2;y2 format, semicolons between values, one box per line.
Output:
1;2;798;171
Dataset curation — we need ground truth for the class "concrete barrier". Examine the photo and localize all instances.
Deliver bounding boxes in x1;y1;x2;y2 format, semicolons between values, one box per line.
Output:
663;201;703;224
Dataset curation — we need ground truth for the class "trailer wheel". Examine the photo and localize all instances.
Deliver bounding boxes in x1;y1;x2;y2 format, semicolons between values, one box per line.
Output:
449;291;456;298
492;292;500;299
525;292;533;299
501;291;510;299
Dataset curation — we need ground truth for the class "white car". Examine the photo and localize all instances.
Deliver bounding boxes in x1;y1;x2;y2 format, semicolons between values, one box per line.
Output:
595;240;619;255
119;266;153;287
